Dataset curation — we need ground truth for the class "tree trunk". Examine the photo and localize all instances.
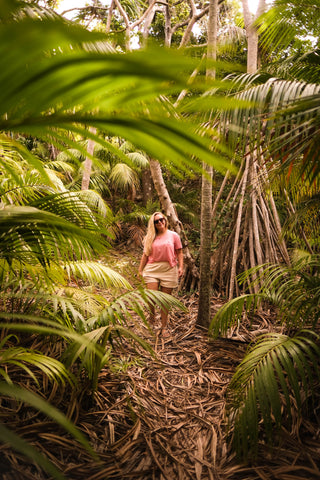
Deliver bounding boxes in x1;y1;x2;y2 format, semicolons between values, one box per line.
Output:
197;0;218;327
164;2;172;47
142;0;157;46
81;126;96;190
197;164;213;325
242;0;266;73
141;167;153;206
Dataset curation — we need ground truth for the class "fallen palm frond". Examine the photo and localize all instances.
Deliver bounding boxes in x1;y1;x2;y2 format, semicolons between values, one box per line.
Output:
1;293;319;479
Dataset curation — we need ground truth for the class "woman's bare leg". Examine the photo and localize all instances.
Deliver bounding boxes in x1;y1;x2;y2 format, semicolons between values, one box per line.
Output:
146;282;159;323
160;286;173;335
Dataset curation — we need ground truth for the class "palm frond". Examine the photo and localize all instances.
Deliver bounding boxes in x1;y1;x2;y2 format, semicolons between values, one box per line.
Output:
126;151;149;169
223;74;320;180
257;0;320;56
0;206;108;266
0;15;234;176
208;293;263;338
227;330;320;459
0;344;73;386
64;261;132;290
61;286;188;390
0;381;98;474
109;163;140;190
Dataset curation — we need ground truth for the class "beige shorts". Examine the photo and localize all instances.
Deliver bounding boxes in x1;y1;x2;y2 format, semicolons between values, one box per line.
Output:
143;261;178;288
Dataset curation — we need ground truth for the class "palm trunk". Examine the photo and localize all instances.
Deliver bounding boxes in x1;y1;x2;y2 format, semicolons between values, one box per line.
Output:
141;167;153;206
197;0;218;326
81;126;96;190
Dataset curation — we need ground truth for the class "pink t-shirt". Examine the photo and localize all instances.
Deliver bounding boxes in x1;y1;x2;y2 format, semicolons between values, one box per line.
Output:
145;230;182;267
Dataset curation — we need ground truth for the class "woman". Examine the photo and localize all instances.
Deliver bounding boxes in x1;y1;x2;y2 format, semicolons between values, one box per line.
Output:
138;212;183;337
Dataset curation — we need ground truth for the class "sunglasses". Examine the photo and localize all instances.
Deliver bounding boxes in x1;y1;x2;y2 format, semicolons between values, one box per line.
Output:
154;218;165;225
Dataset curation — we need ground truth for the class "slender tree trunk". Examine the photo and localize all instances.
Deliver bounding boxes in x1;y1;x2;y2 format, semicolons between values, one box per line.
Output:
197;0;218;327
242;0;266;73
141;167;153;206
142;0;157;46
197;164;213;325
164;3;172;47
106;0;114;33
81;126;96;190
197;0;219;327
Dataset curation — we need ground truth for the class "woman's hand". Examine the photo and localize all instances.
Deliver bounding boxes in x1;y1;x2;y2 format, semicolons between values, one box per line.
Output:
138;253;148;277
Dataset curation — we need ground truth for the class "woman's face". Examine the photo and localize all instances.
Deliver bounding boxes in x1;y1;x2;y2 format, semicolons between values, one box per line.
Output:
153;214;166;233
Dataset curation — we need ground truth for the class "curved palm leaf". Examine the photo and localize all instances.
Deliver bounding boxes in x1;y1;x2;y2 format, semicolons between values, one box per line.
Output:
224;74;320;180
63;287;187;390
91;287;188;329
0;12;233;175
126;151;150;169
0;206;108;266
257;0;320;58
64;261;132;290
208;293;264;338
0;381;98;477
109;163;140;190
210;254;320;336
227;330;320;459
30;191;110;229
0;335;73;386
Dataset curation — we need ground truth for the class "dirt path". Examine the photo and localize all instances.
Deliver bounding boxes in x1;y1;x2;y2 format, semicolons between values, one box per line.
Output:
86;296;246;480
2;293;320;479
82;295;320;480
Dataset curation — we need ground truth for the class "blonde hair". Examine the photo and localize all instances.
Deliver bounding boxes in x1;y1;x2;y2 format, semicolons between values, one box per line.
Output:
143;212;168;256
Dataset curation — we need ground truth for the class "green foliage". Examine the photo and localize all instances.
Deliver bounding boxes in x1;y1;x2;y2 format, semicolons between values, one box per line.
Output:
210;253;320;459
0;2;227;474
227;331;320;459
0;381;97;479
222;72;320;183
257;0;320;60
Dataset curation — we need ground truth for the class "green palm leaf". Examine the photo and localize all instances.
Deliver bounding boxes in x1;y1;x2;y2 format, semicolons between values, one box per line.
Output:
0;338;73;386
224;73;320;180
227;331;320;459
64;261;131;290
0;382;98;477
208;293;263;338
0;14;234;176
0;206;108;266
109;163;140;190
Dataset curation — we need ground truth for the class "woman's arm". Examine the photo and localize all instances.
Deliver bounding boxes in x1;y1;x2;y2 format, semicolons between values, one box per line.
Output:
176;249;184;277
138;252;148;276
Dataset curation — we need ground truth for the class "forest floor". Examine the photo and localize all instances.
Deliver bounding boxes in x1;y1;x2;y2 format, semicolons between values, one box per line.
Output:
1;248;320;479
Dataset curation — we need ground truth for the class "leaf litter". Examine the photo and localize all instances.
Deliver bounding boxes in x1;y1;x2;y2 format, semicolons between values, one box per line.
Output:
1;291;320;479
